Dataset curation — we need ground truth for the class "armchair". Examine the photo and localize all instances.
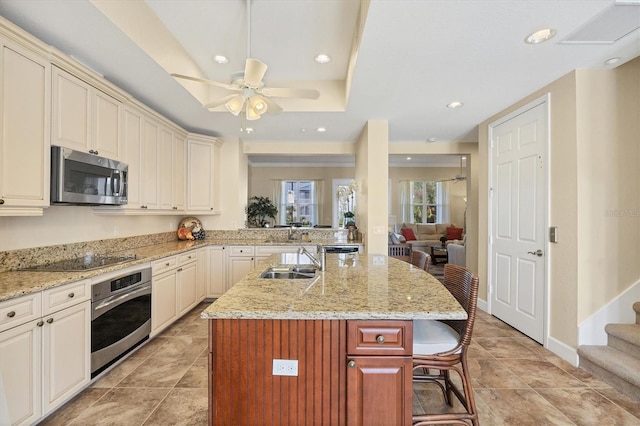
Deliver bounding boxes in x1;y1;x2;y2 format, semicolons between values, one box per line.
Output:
447;237;466;267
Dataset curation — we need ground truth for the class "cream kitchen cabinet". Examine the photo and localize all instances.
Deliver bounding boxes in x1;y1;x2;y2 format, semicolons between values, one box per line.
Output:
140;118;186;212
207;246;226;298
226;246;256;289
0;280;91;426
186;134;221;214
196;247;209;301
121;106;143;209
151;250;198;336
0;39;50;216
52;66;123;160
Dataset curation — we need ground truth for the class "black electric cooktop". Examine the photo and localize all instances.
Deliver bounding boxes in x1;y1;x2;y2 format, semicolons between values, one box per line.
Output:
21;254;137;272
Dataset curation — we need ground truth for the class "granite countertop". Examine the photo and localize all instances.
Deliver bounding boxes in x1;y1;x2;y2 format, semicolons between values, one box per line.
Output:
0;239;362;303
201;253;467;321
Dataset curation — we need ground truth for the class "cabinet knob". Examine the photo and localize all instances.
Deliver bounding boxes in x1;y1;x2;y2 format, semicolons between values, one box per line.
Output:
0;198;4;205
6;310;16;318
37;320;44;327
177;268;183;272
348;360;356;368
173;206;177;210
165;262;170;266
47;318;54;324
210;207;213;210
376;335;386;344
68;292;75;298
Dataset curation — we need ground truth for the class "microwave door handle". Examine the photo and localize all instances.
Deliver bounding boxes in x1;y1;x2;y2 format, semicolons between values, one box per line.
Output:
111;170;120;196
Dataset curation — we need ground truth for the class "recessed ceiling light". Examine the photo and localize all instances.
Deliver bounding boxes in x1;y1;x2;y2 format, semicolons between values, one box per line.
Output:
300;128;307;133
524;28;556;44
426;137;437;142
242;127;254;134
604;57;621;66
406;156;412;160
213;55;229;64
314;54;331;64
316;127;327;133
447;101;464;109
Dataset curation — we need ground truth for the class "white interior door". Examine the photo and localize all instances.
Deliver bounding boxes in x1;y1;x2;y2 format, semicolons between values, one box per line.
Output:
489;98;548;343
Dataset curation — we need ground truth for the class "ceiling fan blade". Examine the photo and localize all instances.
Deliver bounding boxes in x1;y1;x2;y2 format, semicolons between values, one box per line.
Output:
261;87;320;99
244;58;268;88
203;94;239;110
262;97;283;115
170;73;239;91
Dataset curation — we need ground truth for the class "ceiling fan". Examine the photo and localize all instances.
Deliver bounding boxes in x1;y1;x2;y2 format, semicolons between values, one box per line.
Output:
170;0;319;121
437;156;467;183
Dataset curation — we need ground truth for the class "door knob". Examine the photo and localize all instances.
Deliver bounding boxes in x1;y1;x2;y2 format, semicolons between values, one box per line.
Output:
527;249;543;257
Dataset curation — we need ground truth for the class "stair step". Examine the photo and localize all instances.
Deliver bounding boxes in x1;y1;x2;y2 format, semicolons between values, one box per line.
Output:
634;302;640;325
605;324;640;360
578;345;640;400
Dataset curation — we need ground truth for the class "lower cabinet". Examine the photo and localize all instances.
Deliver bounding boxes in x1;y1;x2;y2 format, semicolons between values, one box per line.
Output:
151;250;198;336
0;283;91;426
346;320;413;426
207;246;226;298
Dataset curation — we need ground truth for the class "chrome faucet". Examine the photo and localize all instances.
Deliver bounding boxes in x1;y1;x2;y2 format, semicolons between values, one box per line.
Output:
298;245;326;271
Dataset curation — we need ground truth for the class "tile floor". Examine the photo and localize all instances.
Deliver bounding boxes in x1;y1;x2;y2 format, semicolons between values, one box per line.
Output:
41;303;640;426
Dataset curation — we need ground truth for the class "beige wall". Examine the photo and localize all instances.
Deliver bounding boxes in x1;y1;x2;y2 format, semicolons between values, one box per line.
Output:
478;58;640;349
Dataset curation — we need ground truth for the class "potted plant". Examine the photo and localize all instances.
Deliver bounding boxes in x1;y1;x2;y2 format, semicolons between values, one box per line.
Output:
344;211;356;226
245;196;278;227
439;235;447;247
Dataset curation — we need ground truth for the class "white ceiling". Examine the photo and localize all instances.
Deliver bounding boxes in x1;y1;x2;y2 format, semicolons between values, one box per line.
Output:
0;0;638;165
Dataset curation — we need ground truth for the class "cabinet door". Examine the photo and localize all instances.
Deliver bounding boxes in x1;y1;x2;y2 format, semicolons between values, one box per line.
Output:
208;246;226;297
172;134;186;211
152;269;178;335
186;138;215;212
42;301;91;414
177;261;197;316
227;256;255;289
141;118;159;209
0;319;42;426
93;90;122;160
197;247;209;301
122;107;143;209
0;42;50;211
158;127;173;210
52;67;90;152
346;356;413;426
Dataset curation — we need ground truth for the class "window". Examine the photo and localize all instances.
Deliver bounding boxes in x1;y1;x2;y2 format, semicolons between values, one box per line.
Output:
280;181;316;226
410;181;437;223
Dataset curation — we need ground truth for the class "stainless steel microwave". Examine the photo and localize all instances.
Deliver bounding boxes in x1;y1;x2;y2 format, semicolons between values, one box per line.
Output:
51;146;128;205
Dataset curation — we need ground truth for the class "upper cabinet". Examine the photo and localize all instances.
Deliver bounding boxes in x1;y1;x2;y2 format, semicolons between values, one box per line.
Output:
0;39;51;216
52;66;123;160
187;134;221;214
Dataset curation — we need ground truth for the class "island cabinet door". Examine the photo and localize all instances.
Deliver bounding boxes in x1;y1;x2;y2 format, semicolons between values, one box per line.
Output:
346;356;413;426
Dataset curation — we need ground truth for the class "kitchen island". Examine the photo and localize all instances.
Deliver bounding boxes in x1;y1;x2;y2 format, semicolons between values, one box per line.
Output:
201;253;466;426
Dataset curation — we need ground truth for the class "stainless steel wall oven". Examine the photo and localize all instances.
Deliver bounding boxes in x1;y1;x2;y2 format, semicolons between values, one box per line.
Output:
91;266;151;377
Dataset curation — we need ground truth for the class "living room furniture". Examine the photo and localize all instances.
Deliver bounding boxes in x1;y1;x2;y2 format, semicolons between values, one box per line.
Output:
400;223;463;252
389;243;412;262
412;264;480;426
428;244;448;265
447;239;466;267
410;249;431;272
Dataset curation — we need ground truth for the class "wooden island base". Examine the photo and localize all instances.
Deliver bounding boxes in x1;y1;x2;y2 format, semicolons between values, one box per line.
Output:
209;319;413;426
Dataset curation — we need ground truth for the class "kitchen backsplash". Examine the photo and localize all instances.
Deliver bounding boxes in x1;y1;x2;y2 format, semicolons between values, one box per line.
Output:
0;228;346;272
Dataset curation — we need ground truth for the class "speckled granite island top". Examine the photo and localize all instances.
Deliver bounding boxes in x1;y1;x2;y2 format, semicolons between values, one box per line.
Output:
201;253;466;320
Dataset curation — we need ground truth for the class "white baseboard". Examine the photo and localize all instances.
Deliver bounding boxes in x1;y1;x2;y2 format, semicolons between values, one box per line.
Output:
547;335;579;366
477;298;488;312
578;279;640;346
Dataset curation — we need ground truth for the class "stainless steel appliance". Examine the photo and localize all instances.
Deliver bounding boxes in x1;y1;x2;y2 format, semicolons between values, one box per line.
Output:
51;146;128;205
91;266;151;377
323;244;361;254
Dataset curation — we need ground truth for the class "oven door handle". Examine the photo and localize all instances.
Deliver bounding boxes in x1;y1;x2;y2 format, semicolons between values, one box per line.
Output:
92;283;151;320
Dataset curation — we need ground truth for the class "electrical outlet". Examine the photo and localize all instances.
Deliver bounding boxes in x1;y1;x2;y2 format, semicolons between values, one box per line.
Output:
272;359;298;376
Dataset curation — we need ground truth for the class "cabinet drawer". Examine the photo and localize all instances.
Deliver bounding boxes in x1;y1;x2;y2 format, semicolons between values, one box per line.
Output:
0;292;42;332
42;280;90;315
347;320;413;356
153;255;177;275
228;246;254;256
178;250;197;265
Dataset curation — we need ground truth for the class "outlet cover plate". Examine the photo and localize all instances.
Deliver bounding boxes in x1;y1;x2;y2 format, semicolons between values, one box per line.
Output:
273;359;298;376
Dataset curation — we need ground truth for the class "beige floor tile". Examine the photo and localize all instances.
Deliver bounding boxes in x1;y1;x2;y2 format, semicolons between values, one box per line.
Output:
116;355;193;388
175;357;208;388
499;359;587;389
149;335;207;362
595;387;640;419
475;388;575;425
90;355;147;389
143;388;208;426
67;388;170;426
545;355;613;388
537;387;640;425
131;336;170;358
467;341;495;359
178;318;209;337
39;388;109;426
475;336;540;359
468;358;530;389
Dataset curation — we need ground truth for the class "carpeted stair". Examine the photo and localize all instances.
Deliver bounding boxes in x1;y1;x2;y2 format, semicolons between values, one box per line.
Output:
578;302;640;400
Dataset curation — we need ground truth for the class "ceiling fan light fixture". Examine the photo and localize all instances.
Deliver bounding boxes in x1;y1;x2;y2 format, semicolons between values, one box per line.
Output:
225;95;245;116
248;95;267;114
245;104;261;120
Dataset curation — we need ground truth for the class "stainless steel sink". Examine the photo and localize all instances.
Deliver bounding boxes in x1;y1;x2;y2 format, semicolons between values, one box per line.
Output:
259;265;317;279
